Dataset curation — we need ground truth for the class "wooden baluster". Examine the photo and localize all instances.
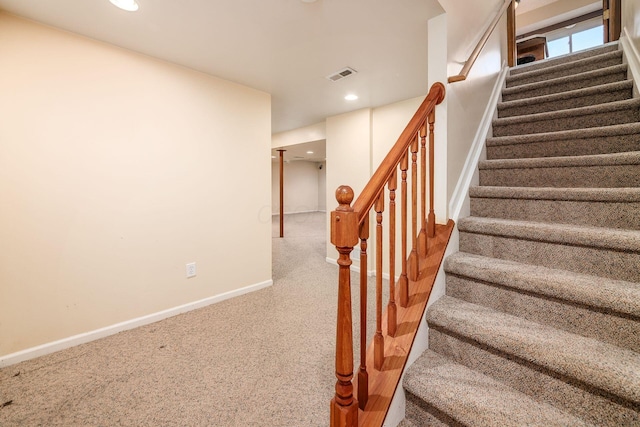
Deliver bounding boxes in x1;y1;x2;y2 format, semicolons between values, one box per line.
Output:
398;152;409;308
408;135;419;282
357;216;369;411
418;125;427;257
428;111;436;237
330;186;359;427
387;170;398;336
374;190;385;370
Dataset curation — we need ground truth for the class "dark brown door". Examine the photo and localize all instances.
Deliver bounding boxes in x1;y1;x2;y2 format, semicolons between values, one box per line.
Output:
603;0;622;43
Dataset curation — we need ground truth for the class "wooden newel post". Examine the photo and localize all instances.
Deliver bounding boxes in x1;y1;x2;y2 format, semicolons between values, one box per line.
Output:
330;185;359;427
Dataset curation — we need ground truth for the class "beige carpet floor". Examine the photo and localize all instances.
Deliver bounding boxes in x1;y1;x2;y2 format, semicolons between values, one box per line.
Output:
0;212;379;426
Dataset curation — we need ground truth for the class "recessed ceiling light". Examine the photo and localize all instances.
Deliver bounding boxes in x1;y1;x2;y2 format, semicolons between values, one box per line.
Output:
109;0;139;12
271;155;276;158
306;151;314;154
345;94;358;101
301;0;318;3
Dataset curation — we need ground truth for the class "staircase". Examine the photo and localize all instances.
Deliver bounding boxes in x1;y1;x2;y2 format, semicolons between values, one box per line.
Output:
400;43;640;426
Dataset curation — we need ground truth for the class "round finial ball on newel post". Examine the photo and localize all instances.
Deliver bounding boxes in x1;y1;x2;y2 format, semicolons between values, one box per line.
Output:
335;185;354;211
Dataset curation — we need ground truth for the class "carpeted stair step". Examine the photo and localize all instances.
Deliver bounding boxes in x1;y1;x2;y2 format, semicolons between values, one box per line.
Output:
506;50;623;88
469;186;640;229
426;296;640;426
501;64;628;102
497;80;633;118
486;123;640;159
396;418;420;427
402;350;592;427
444;252;640;351
478;151;640;188
509;43;619;76
493;98;640;137
457;216;640;282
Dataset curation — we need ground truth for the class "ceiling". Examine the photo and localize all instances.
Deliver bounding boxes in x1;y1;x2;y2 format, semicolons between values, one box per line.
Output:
0;0;443;134
516;0;602;35
271;140;326;163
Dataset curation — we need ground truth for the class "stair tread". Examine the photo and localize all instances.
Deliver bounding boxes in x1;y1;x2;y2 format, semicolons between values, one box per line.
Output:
507;50;623;85
479;150;640;169
469;185;640;202
405;350;593;427
497;80;633;112
444;252;640;317
493;98;640;128
486;122;640;147
458;216;640;252
501;63;628;98
426;296;640;403
510;43;619;76
411;42;640;425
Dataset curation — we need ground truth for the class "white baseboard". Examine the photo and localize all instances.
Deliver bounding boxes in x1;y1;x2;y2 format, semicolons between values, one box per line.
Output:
326;257;400;280
621;27;640;97
272;210;321;216
0;279;273;368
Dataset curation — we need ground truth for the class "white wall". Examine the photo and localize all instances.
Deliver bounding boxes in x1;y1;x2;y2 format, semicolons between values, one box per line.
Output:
325;109;372;260
623;0;640;50
433;0;507;217
318;161;327;212
271;160;321;214
0;13;272;358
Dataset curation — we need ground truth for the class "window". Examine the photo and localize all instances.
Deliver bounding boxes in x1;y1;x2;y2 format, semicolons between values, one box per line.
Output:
548;36;570;57
545;17;604;59
572;25;605;52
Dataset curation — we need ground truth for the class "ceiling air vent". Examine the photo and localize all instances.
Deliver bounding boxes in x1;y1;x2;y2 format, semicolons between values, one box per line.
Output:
326;67;357;82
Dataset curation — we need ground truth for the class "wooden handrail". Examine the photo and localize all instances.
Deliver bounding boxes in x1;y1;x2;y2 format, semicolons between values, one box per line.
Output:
330;82;445;427
351;83;445;221
448;0;515;83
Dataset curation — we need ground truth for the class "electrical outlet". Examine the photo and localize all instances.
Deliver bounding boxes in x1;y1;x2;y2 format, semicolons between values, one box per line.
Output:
186;262;196;278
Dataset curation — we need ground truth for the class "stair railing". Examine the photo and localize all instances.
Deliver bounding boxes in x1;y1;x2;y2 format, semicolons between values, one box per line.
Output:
449;0;516;83
329;82;445;427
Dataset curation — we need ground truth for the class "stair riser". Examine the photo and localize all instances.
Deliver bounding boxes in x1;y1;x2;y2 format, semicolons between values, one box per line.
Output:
479;164;640;188
428;328;639;427
404;393;452;427
507;55;623;88
445;274;640;352
497;88;632;118
493;108;640;137
510;45;620;76
459;231;640;282
469;197;640;229
502;70;627;102
486;134;640;159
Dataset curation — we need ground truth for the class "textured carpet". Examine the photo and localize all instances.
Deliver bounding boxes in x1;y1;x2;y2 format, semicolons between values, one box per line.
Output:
402;43;640;426
0;212;377;426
